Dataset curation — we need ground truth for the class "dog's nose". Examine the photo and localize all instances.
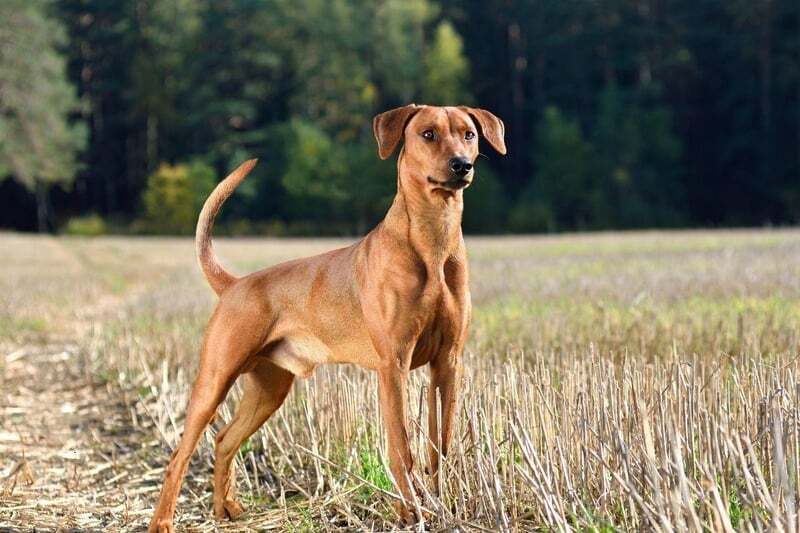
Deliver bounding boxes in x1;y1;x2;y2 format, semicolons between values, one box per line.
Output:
448;157;473;177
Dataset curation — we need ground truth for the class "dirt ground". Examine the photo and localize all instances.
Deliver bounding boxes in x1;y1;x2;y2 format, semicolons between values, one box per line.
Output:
0;236;292;532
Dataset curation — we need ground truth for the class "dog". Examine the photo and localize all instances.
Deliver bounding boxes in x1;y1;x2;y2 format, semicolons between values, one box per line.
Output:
147;104;506;532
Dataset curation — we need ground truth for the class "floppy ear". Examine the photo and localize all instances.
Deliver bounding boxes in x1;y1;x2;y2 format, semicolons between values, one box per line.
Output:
461;107;507;155
373;104;419;160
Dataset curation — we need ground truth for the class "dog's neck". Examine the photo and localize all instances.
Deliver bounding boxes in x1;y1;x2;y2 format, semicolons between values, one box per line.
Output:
382;153;464;265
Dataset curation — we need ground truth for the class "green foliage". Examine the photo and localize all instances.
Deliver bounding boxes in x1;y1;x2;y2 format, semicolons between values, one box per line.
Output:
512;86;686;232
0;0;87;230
2;0;794;233
281;120;346;204
64;214;108;236
0;0;86;190
371;0;439;103
463;164;509;234
422;21;471;105
129;0;203;173
178;0;286;167
358;444;393;497
728;490;746;529
286;507;317;533
593;83;685;228
238;438;254;455
279;120;394;233
511;107;599;232
139;161;215;234
272;0;381;138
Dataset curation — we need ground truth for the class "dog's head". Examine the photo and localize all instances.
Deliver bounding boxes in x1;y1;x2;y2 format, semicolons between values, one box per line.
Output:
373;104;506;194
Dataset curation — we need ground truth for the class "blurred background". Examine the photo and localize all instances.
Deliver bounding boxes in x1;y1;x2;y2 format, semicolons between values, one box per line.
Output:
0;0;798;236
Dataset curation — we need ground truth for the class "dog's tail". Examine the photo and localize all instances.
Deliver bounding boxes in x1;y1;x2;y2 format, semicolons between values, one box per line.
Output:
195;159;257;296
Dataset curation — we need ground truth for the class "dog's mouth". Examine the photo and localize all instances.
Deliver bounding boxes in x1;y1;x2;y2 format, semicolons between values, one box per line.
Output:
427;176;472;190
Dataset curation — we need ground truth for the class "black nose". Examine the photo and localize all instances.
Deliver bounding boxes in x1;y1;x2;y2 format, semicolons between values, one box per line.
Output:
448;157;473;177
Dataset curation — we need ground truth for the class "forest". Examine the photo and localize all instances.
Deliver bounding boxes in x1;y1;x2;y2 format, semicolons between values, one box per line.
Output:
0;0;798;235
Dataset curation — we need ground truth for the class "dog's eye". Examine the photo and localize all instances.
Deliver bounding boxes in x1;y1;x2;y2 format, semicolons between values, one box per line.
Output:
465;131;476;141
421;130;435;141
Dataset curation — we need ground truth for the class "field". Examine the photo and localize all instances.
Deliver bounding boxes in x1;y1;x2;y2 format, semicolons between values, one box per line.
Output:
2;229;800;531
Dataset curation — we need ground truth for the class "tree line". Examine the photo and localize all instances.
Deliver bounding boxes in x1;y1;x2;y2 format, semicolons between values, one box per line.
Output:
0;0;798;234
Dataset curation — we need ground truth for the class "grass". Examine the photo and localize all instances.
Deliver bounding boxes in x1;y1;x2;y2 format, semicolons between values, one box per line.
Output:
1;229;799;531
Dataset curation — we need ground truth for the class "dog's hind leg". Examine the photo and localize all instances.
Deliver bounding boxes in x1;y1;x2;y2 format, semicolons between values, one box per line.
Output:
212;359;294;520
148;309;259;533
148;360;239;532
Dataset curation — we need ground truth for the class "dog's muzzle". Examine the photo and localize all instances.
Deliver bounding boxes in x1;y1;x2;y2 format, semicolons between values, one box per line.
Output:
428;157;474;190
448;157;473;177
427;176;472;190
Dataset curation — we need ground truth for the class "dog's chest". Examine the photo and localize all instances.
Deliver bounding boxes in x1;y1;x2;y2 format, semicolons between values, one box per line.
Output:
409;277;468;368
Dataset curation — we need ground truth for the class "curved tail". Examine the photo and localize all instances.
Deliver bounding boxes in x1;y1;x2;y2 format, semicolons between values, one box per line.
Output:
195;159;258;296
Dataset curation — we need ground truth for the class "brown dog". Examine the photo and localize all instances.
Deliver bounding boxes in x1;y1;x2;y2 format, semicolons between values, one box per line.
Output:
147;104;506;532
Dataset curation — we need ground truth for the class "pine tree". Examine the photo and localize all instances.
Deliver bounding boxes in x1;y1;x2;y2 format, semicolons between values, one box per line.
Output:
0;0;87;231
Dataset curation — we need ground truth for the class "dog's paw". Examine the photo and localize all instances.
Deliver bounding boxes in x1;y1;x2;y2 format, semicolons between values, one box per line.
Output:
394;500;415;525
223;499;246;520
215;498;246;520
147;518;175;533
394;499;431;526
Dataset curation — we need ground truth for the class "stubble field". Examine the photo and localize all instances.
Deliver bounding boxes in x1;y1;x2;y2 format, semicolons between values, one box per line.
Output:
1;229;800;531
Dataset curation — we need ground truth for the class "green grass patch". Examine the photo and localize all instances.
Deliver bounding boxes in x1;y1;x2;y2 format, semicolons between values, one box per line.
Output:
239;437;254;455
473;295;800;356
358;444;393;496
0;315;48;340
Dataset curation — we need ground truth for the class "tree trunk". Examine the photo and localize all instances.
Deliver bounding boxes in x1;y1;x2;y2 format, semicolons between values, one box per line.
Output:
146;113;158;173
758;0;773;184
35;181;49;233
508;21;527;190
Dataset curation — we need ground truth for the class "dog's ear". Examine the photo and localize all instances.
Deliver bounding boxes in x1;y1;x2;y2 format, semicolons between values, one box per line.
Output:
461;107;507;155
373;104;420;160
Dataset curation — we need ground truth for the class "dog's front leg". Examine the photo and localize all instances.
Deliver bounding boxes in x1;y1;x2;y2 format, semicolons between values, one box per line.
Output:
427;355;463;492
377;365;420;522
